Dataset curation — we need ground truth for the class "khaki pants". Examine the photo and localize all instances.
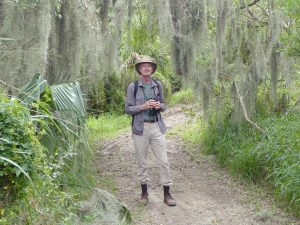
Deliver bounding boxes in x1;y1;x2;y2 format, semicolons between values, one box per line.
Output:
133;122;173;186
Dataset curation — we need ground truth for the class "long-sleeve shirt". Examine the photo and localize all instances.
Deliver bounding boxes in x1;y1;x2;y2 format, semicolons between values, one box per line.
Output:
125;79;167;135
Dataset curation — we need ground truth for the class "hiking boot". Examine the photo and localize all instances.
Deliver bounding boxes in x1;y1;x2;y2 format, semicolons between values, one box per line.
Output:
164;193;176;206
139;193;148;205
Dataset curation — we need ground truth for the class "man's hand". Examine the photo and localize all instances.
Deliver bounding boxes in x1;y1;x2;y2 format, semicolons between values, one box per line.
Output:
141;100;160;110
153;101;161;110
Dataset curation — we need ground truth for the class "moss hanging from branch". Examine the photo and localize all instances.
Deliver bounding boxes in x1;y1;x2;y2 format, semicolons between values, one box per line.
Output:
0;0;51;90
0;0;298;125
45;0;81;84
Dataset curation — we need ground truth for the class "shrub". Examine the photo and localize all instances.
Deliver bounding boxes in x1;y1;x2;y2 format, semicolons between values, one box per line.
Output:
0;98;45;202
104;74;126;114
0;96;81;224
169;88;194;106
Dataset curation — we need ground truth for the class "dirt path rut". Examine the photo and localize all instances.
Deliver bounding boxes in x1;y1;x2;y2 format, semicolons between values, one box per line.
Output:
96;106;298;225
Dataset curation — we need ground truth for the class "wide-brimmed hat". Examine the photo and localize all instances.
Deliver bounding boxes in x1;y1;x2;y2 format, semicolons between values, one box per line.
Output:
135;55;157;74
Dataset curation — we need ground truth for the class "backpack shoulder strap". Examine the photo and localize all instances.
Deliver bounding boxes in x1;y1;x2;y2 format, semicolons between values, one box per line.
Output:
152;79;159;86
152;79;162;102
132;80;139;127
134;80;139;98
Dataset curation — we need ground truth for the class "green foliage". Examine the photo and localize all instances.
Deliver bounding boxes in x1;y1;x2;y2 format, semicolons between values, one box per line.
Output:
278;0;300;56
104;74;126;114
17;74;92;188
0;75;96;224
87;113;131;144
0;98;43;201
0;96;80;224
18;73;48;106
86;73;129;115
256;79;297;115
50;82;86;125
9;0;41;9
152;71;172;101
124;2;161;57
1;181;79;225
87;80;106;115
256;86;274;116
183;112;300;216
169;73;182;93
169;88;194;106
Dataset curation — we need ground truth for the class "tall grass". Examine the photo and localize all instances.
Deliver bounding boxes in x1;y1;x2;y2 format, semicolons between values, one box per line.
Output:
87;113;131;143
182;112;300;217
169;88;194;106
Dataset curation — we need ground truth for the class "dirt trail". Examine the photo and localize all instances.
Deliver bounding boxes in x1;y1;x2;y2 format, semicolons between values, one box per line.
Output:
95;106;298;225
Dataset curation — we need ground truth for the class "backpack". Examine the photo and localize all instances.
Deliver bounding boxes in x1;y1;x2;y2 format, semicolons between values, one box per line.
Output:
131;79;162;126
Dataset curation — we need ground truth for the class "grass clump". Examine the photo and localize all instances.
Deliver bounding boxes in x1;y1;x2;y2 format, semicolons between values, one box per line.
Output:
182;112;300;217
87;113;131;143
169;88;194;106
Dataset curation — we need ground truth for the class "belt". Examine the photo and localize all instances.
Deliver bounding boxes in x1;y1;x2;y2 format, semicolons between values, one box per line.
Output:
144;118;158;123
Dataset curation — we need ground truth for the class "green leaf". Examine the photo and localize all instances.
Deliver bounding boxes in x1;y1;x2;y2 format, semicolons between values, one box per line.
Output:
18;73;48;105
0;138;12;144
0;156;33;185
50;83;85;118
50;82;86;137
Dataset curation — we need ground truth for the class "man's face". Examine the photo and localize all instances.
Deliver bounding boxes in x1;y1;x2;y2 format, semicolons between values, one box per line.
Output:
139;63;154;76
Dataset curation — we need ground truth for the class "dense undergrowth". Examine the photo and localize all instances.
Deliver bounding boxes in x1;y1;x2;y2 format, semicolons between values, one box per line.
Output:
0;98;84;224
0;75;96;224
182;111;300;217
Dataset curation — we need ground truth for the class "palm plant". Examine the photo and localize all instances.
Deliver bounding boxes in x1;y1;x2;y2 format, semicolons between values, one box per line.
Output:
17;74;90;187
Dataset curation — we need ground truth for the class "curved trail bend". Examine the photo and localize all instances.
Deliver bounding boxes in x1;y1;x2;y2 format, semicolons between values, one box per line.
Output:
96;106;298;225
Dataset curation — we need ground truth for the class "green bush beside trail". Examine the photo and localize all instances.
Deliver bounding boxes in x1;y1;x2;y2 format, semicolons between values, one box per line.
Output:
0;98;80;224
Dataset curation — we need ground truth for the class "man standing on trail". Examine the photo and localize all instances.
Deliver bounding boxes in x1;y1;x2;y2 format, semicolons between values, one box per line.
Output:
125;55;176;207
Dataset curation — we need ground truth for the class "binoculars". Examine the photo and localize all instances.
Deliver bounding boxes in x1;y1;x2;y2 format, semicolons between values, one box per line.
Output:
147;97;157;101
147;97;158;116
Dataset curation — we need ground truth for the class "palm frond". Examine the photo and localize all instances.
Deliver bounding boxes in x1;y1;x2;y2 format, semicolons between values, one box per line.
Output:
50;82;86;126
18;73;48;105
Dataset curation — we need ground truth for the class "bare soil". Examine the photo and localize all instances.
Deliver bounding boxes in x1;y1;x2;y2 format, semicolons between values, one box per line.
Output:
95;106;299;225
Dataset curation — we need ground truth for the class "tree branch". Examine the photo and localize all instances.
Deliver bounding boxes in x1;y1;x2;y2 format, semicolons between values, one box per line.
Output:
240;0;268;26
255;4;269;17
233;80;264;133
240;0;261;9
